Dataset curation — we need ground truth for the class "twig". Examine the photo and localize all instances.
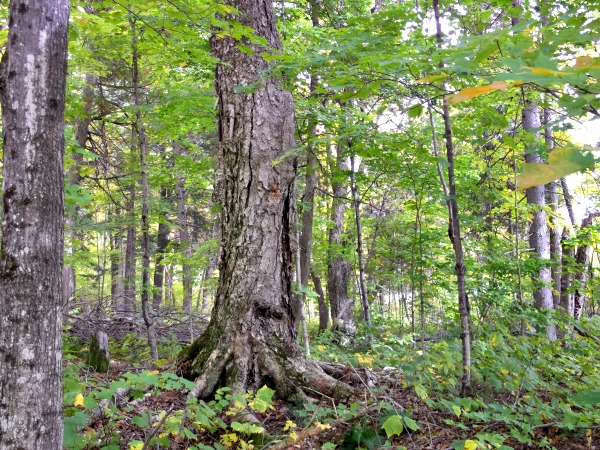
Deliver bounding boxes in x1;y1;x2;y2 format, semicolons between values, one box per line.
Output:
141;405;175;450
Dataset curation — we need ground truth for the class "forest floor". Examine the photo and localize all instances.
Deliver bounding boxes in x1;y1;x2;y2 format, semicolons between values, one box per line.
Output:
80;362;598;450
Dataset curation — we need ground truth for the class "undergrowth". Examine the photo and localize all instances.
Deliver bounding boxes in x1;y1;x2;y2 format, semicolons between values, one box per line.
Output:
62;311;600;449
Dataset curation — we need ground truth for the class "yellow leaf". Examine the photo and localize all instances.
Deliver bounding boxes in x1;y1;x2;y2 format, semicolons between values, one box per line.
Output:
501;369;509;375
74;393;85;407
415;72;448;83
148;370;159;375
515;146;596;190
464;439;478;450
527;67;574;77
315;422;332;430
129;442;144;450
284;420;297;431
573;56;600;69
490;333;498;346
447;81;511;104
289;431;299;441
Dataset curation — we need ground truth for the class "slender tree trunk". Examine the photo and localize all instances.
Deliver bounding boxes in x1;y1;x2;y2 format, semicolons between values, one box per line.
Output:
176;144;193;316
328;149;355;334
433;0;471;392
350;156;371;324
131;17;158;361
153;188;171;312
522;102;556;340
123;184;136;317
311;267;329;331
543;108;561;307
178;0;352;401
573;213;598;319
560;228;575;316
0;1;69;447
110;207;123;308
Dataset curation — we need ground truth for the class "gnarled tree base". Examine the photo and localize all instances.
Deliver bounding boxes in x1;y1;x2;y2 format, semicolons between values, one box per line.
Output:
177;324;355;402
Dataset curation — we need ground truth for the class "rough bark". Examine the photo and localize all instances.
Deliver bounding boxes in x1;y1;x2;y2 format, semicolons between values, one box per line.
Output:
0;1;69;447
522;103;556;340
178;0;353;402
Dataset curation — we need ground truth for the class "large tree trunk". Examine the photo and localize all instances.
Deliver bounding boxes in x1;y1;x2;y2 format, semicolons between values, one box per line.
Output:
178;0;352;402
0;1;69;447
522;102;556;340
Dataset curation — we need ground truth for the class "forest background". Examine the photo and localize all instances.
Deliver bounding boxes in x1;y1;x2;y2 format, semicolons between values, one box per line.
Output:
1;0;600;449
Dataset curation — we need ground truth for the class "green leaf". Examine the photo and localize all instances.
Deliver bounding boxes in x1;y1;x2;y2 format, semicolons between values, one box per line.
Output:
403;416;420;431
249;385;275;413
572;390;600;405
381;414;404;438
452;405;462;418
414;384;428;400
407;104;424;119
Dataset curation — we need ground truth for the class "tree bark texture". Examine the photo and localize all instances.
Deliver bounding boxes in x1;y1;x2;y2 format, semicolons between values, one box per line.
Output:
0;1;69;448
522;103;556;340
178;0;352;401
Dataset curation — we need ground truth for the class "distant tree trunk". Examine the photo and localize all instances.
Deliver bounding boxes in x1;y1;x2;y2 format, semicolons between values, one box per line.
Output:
153;188;171;312
328;149;355;334
560;229;575;316
109;206;124;308
178;0;352;401
311;267;329;331
573;213;598;319
0;1;69;447
522;102;556;340
132;17;158;361
543;108;561;307
350;155;371;325
123;184;136;317
177;181;193;314
296;91;318;331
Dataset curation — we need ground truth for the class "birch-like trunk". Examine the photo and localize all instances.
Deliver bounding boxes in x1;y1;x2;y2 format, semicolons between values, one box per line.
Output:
523;103;555;340
0;1;69;447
